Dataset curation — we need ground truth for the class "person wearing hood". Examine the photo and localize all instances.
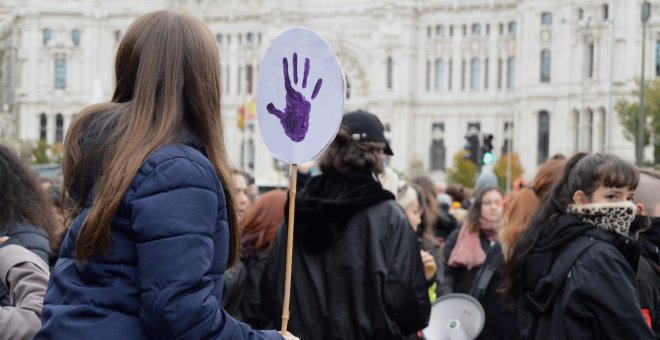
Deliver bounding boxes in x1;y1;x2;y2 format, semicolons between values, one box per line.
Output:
501;153;655;340
631;168;660;336
260;110;431;339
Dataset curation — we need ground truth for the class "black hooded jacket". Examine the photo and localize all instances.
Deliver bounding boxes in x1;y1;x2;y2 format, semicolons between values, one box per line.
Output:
260;171;431;340
519;213;655;340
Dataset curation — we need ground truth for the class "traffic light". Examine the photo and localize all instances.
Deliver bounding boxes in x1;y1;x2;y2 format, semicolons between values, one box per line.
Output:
482;134;495;165
463;133;480;165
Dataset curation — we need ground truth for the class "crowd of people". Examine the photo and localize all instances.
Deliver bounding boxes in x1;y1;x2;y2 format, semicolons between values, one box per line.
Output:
1;9;660;340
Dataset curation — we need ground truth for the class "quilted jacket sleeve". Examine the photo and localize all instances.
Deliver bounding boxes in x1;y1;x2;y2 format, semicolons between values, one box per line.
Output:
129;153;282;340
0;243;49;340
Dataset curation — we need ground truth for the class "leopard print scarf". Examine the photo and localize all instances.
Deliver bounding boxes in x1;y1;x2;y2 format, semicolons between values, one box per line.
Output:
567;201;637;237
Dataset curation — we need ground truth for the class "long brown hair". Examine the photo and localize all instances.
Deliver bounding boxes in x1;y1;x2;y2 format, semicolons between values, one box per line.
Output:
499;155;566;258
63;11;239;266
411;175;441;233
241;190;287;258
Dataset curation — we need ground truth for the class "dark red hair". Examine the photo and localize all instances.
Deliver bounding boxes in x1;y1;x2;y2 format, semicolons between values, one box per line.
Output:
241;190;287;259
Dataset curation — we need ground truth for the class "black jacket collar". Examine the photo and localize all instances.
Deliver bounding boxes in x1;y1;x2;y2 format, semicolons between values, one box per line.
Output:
291;171;394;251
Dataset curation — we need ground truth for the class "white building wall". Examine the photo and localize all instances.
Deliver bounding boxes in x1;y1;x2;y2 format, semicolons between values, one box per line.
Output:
0;0;655;182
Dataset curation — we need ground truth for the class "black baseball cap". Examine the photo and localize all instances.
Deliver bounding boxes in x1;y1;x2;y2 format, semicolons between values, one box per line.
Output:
341;110;394;156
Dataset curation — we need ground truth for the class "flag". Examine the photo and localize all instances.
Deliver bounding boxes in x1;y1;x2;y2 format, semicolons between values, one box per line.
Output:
246;96;256;123
237;105;245;130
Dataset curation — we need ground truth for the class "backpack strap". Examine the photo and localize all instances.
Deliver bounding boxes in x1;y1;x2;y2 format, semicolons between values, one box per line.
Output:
470;244;503;301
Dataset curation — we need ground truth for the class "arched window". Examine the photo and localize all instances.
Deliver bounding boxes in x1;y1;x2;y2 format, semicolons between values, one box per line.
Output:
246;65;253;94
43;28;52;46
540;49;551;82
435;25;444;36
587;109;594;152
72;29;81;47
470;58;480;90
508;22;517;35
448;59;453;90
573;110;580;151
472;24;481;36
40;113;47;141
507;56;515;89
587;43;595;78
55;113;64;143
430;123;446;170
54;58;67;89
386;56;393;90
237;66;242;94
426;60;431;91
541;12;553;26
484;58;489;89
434;58;444;90
538;111;550;164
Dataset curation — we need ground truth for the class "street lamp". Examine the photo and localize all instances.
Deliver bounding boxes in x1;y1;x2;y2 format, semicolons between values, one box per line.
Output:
603;18;615;153
638;1;651;165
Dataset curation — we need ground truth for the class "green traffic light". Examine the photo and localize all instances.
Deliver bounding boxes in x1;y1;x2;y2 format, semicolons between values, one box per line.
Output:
482;152;495;165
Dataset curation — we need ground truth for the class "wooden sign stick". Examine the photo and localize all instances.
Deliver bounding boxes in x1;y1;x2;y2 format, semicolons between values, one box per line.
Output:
281;163;298;335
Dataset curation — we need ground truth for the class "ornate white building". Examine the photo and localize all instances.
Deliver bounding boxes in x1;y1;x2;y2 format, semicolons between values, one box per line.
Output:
0;0;657;183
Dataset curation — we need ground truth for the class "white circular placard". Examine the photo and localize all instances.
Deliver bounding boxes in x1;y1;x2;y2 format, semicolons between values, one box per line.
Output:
256;27;345;164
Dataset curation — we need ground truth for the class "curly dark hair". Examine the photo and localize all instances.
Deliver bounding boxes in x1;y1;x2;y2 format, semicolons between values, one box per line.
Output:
0;145;59;250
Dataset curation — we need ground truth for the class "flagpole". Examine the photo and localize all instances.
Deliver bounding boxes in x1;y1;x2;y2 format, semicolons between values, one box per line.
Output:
281;164;298;335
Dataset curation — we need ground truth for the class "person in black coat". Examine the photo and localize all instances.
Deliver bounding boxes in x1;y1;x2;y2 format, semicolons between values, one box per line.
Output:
442;187;503;295
260;111;431;340
237;189;287;327
631;168;660;336
0;146;58;305
470;155;565;340
501;153;655;340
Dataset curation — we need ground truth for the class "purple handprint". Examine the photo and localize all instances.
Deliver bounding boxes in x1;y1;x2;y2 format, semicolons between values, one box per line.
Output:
267;53;323;142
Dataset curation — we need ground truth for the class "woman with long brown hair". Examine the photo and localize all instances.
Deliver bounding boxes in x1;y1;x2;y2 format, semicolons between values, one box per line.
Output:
468;155;565;340
441;186;504;294
37;11;293;339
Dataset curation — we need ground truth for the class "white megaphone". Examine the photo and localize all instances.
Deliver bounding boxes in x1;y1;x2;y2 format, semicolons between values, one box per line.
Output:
422;293;485;340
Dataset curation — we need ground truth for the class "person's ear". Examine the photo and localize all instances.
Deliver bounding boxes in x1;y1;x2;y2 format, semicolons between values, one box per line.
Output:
572;190;588;205
636;203;646;216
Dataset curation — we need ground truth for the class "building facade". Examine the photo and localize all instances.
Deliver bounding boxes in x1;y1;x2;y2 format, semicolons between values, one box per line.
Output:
0;0;657;184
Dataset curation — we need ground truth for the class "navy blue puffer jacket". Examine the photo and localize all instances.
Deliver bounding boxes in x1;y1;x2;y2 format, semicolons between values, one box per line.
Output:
37;144;282;340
